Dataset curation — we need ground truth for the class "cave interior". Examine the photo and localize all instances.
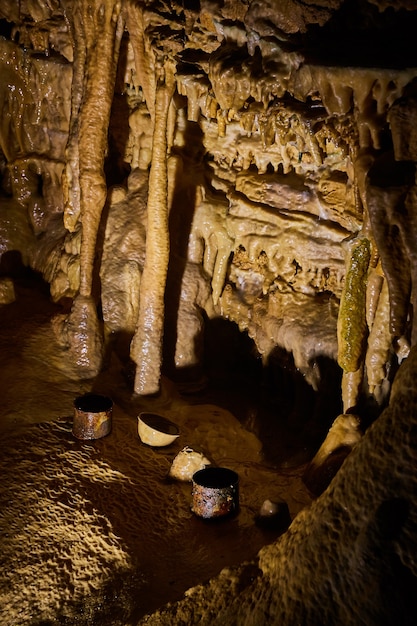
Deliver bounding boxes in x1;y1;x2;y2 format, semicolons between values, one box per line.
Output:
1;0;417;624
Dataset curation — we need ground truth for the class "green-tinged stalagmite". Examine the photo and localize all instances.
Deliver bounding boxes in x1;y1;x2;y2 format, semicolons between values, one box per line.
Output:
338;237;371;373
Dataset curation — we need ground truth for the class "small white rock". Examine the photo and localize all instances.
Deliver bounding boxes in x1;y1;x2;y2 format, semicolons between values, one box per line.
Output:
259;499;280;517
169;446;211;482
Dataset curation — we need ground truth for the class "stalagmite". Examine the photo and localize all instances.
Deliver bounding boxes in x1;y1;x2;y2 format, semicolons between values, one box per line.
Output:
338;237;371;371
338;237;371;411
130;59;177;395
365;276;392;402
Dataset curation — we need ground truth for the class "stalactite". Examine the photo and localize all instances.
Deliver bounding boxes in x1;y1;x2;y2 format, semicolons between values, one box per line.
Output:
125;3;156;119
78;2;124;298
130;59;177;395
366;263;384;331
366;163;413;341
61;1;85;234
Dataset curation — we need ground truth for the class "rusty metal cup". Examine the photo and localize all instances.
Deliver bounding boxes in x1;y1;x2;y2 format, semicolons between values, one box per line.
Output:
191;467;239;519
72;393;113;440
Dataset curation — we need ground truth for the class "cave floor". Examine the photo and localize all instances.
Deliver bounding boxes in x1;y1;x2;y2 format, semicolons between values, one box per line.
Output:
0;273;312;625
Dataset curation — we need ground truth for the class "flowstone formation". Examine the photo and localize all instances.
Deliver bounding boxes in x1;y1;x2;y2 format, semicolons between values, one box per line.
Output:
1;0;417;622
1;0;417;407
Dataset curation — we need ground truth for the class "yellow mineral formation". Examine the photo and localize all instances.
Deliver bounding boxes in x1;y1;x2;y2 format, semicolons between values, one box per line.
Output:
337;237;371;373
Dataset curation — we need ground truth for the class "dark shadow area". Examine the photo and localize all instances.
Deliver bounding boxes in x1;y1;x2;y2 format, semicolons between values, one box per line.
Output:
182;316;344;468
303;444;353;498
301;0;417;69
0;18;13;40
0;268;64;411
163;118;206;378
0;261;54;302
0;250;26;277
356;497;417;626
105;31;132;188
260;351;343;466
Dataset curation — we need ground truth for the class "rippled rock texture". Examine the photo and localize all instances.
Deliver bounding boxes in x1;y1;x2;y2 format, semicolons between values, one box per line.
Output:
140;343;417;625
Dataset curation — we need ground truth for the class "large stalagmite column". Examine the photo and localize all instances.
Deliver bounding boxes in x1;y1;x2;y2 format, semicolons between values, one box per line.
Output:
62;0;124;377
130;59;177;395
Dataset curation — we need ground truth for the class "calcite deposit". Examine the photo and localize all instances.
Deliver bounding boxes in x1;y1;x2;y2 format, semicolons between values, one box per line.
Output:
1;0;417;623
1;0;416;410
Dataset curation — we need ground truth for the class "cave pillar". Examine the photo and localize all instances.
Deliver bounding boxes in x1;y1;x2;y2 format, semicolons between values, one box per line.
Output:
61;0;124;378
130;59;177;395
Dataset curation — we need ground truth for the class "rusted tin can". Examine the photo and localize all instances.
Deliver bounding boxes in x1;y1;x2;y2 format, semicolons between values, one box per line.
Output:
191;467;239;519
72;393;113;440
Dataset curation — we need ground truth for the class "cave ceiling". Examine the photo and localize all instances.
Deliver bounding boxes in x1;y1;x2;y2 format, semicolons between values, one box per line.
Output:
1;0;417;415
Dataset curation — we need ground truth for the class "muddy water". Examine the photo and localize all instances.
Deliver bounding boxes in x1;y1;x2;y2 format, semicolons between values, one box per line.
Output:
0;274;312;625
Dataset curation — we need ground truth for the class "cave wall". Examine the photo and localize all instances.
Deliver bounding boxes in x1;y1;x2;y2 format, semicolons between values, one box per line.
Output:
1;0;417;621
139;341;417;625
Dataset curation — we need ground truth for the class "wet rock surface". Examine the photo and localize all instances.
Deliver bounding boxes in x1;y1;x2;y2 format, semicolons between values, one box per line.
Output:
0;275;312;625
